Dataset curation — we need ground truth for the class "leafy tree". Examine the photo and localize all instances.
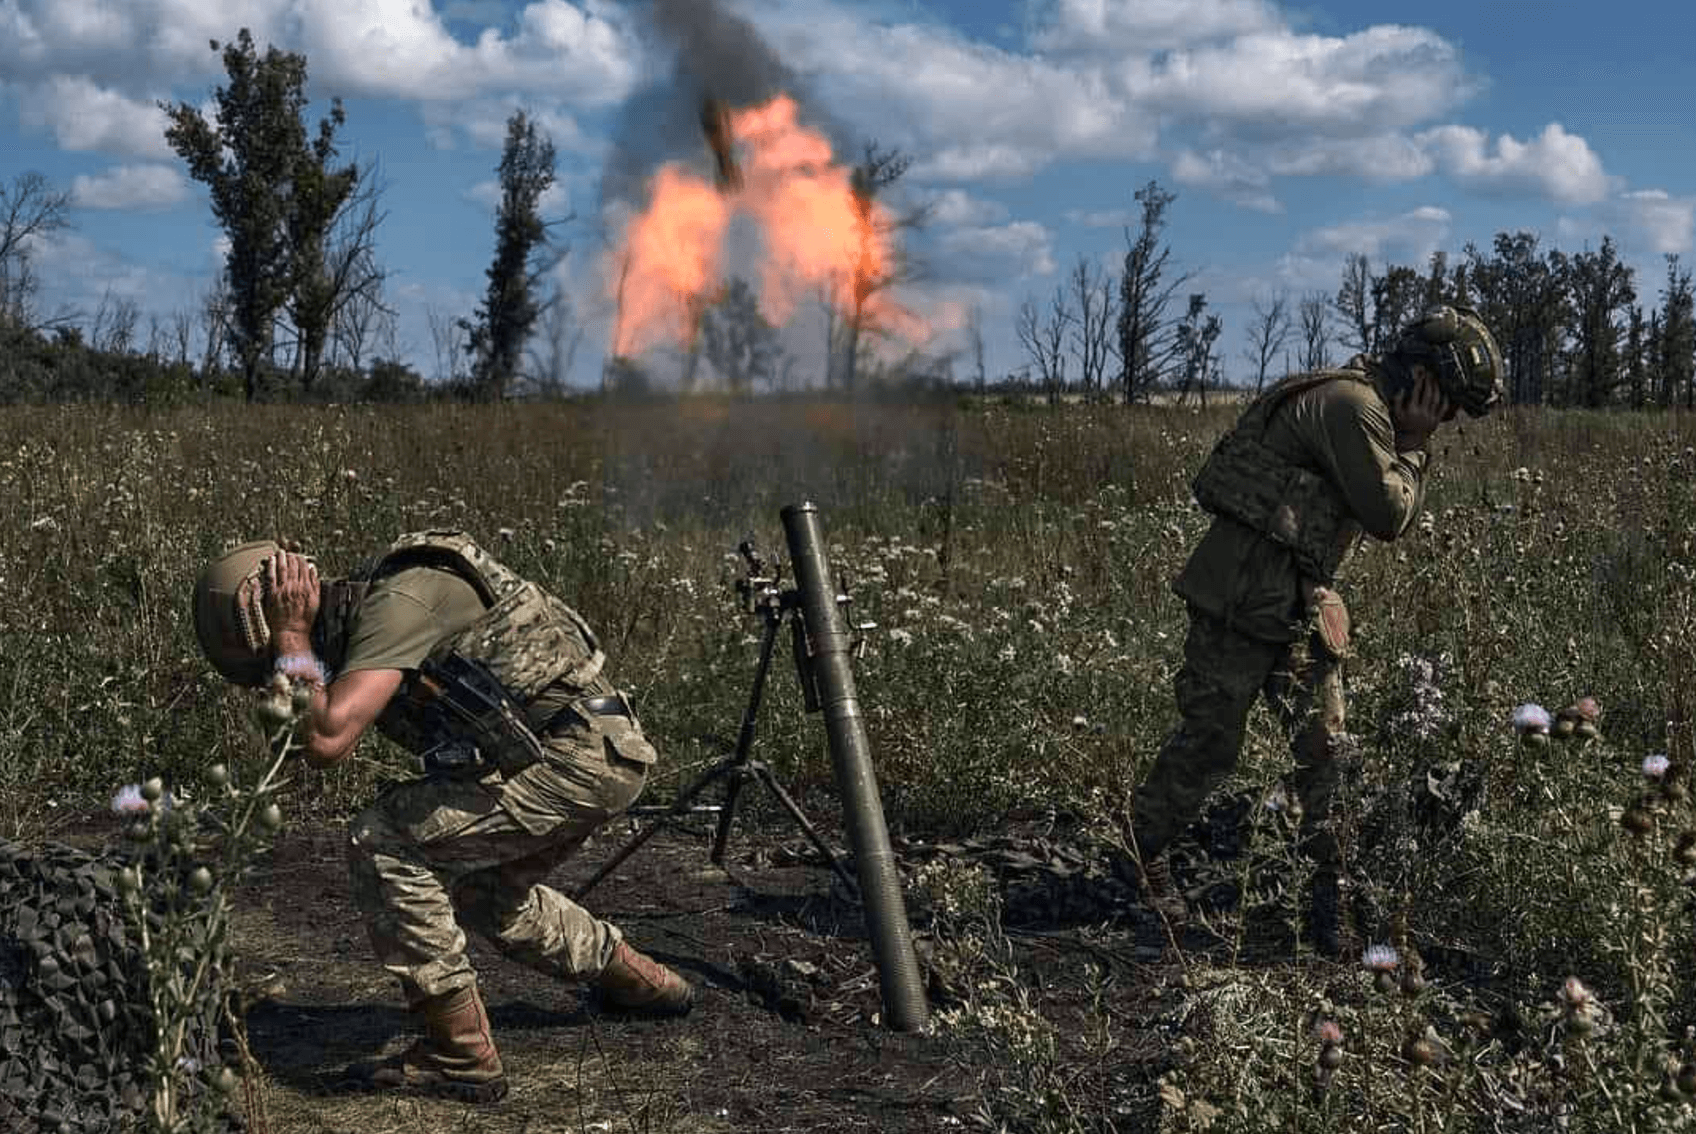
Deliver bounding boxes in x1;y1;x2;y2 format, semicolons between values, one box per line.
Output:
163;29;360;400
1369;264;1423;352
1174;293;1222;407
1657;253;1695;409
1464;232;1568;405
462;109;560;401
1115;180;1190;403
701;276;780;394
1562;236;1635;408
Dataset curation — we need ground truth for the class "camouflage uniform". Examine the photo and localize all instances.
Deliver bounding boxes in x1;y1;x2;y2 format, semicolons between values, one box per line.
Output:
1126;357;1429;910
327;544;660;1006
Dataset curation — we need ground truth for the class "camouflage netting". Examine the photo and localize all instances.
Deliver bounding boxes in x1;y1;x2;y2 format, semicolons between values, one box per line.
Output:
0;839;240;1134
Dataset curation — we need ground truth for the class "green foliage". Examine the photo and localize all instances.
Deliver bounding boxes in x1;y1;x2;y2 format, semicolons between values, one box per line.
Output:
160;28;357;400
463;110;558;402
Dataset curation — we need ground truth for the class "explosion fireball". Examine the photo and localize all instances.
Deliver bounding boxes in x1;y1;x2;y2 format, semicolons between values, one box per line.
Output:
607;95;926;365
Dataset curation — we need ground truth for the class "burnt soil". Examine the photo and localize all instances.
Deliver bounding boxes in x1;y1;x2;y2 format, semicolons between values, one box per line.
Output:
45;800;1323;1134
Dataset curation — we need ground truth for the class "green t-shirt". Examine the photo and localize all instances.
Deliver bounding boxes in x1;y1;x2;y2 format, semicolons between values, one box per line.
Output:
339;566;485;675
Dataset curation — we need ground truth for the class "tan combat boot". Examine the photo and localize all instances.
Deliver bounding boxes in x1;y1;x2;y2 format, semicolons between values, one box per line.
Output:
354;984;508;1102
1111;846;1189;926
1135;854;1190;927
595;940;694;1016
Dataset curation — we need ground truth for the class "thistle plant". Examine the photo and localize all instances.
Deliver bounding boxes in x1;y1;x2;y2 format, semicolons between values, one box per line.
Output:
113;687;298;1134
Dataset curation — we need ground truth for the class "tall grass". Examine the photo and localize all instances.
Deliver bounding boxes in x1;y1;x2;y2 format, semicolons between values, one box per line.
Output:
4;395;1696;1128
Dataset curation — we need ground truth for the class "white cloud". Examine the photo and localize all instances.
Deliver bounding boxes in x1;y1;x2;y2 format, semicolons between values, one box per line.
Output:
1611;190;1696;256
14;76;176;159
1063;207;1137;229
1416;123;1614;205
748;2;1159;181
1171;148;1280;213
933;219;1056;284
70;163;188;211
1028;0;1281;52
1273;206;1452;293
924;189;1010;228
1122;26;1474;139
1264;133;1435;182
426;97;604;155
0;0;646;116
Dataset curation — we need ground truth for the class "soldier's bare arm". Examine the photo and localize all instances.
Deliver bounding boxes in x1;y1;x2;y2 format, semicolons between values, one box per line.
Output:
281;661;404;769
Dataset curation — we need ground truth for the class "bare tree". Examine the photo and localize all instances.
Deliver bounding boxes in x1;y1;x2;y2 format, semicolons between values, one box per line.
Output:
1016;286;1071;405
524;274;586;397
426;302;466;387
1242;290;1292;392
965;303;987;391
170;307;194;367
1334;252;1372;356
1068;253;1115;399
90;288;140;354
317;168;393;375
0;172;73;326
1298;291;1331;371
835;141;931;392
1115;179;1192;403
199;279;232;387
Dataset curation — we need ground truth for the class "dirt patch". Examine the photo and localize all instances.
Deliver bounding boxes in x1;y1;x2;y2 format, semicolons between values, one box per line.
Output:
43;808;1233;1133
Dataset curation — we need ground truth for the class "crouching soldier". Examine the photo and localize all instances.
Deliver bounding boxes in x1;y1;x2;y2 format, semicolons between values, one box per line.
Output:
193;530;694;1103
1116;307;1504;957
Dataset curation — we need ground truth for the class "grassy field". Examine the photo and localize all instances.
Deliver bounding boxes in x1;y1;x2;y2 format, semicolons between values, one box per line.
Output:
4;394;1696;1131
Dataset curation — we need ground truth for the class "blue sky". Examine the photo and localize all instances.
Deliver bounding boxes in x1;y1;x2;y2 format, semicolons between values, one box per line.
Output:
3;0;1695;390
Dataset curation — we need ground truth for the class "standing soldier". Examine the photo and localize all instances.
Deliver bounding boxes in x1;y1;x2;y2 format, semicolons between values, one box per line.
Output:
1116;307;1504;957
193;531;694;1103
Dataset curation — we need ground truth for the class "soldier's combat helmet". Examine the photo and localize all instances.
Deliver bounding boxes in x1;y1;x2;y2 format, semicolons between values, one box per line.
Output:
192;539;285;685
1392;305;1505;418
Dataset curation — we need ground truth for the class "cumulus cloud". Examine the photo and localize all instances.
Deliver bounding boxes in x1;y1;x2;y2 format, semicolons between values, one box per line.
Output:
1611;190;1696;255
1171;148;1280;213
1;0;645;113
747;2;1160;181
13;76;177;159
931;219;1056;285
70;163;188;211
1028;0;1281;53
1416;123;1613;205
1271;206;1451;292
924;189;1010;228
1064;207;1137;229
1265;133;1435;182
1122;26;1475;139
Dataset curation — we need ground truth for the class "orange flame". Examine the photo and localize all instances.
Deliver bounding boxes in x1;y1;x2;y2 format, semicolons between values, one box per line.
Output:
606;94;927;363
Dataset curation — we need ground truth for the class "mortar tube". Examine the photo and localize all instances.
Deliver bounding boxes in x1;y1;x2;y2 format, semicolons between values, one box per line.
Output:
781;502;929;1032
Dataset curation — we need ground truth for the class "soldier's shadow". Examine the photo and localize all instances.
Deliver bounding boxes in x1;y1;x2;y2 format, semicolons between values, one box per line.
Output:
242;997;591;1092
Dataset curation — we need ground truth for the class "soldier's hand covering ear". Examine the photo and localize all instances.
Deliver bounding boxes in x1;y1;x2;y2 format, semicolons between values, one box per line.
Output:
1393;370;1451;452
261;551;321;637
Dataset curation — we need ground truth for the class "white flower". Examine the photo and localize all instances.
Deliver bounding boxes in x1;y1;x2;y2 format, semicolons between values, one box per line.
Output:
1511;703;1551;735
887;628;914;648
1643;753;1671;778
1562;976;1591;1006
996;644;1016;664
1361;944;1399;972
111;784;149;815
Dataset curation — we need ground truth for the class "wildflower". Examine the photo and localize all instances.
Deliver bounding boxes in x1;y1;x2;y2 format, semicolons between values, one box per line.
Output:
1362;944;1399;971
1071;715;1088;732
1562;976;1591;1007
1511;703;1551;735
498;527;514;542
111;784;149;815
175;1055;201;1075
1315;1020;1343;1045
1644;753;1672;779
887;628;914;648
1573;696;1601;722
342;468;357;482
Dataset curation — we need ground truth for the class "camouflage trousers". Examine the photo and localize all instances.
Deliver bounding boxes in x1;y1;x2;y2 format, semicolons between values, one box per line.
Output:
347;720;650;1004
1128;606;1347;867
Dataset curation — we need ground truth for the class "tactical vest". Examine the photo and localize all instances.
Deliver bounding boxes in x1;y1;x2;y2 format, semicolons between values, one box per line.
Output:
335;531;608;771
1189;368;1372;584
